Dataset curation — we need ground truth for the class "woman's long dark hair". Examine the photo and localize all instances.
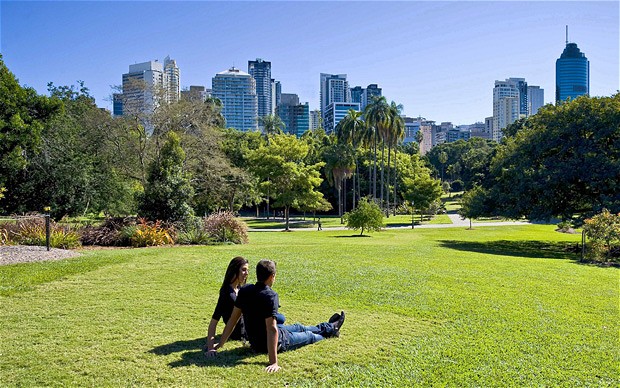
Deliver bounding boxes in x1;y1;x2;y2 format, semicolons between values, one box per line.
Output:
221;256;249;291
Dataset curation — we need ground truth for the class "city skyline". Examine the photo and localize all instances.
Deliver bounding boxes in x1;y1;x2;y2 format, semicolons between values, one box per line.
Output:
1;1;618;125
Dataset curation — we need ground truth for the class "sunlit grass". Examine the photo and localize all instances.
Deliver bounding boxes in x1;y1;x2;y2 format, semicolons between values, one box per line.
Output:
0;225;616;386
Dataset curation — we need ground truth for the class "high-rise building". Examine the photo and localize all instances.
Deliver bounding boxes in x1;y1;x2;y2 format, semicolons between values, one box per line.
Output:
248;58;272;119
527;85;544;115
362;84;382;110
556;39;589;104
277;94;310;137
271;79;281;114
163;56;180;104
492;78;523;141
212;67;258;132
350;86;364;105
310;109;321;131
320;73;350;124
324;102;360;134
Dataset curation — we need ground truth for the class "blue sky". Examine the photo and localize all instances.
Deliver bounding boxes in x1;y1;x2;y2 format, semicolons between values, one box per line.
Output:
1;0;618;125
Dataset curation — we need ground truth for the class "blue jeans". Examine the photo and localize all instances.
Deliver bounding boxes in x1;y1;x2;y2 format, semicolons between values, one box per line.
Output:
277;322;336;351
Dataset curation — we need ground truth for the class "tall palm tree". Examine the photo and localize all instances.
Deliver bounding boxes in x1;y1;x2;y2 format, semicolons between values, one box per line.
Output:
387;102;405;216
324;137;355;223
364;96;391;209
336;109;365;209
259;114;285;136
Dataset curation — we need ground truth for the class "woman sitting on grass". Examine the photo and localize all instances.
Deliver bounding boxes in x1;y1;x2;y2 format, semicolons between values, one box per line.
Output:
206;257;250;349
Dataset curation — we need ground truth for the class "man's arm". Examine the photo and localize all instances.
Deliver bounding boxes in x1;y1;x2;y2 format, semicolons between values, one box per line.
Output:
265;316;280;373
209;307;242;356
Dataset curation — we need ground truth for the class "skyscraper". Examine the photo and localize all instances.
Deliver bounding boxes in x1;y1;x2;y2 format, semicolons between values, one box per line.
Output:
163;56;180;104
116;60;165;132
320;73;350;123
527;85;544;115
556;37;589;103
492;78;521;142
212;67;258;132
324;102;360;134
276;94;310;137
248;58;272;119
362;84;382;110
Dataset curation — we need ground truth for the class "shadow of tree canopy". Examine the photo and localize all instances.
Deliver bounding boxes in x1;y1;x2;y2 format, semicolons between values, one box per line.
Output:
438;240;582;261
334;235;373;238
149;336;257;368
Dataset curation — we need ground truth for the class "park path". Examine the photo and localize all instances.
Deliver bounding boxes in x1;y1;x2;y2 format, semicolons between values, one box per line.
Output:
249;215;532;232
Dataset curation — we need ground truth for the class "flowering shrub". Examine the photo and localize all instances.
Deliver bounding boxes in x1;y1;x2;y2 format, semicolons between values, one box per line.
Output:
584;209;620;262
203;211;248;244
130;218;174;247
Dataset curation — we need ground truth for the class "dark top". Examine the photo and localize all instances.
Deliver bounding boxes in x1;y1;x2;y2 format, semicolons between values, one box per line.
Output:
212;285;245;340
235;282;279;353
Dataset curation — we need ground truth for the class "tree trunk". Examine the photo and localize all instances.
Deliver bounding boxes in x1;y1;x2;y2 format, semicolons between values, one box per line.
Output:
285;206;290;231
373;131;377;200
352;161;357;209
393;148;398;216
338;186;343;224
386;142;391;217
380;141;385;211
343;177;347;214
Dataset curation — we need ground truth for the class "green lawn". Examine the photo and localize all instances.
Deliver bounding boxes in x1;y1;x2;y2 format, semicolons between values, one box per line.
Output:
1;225;617;386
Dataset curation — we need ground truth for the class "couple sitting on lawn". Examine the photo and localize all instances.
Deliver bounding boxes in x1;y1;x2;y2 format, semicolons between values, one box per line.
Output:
205;257;345;373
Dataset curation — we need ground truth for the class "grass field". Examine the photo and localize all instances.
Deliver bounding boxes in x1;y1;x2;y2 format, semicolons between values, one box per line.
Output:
1;225;617;386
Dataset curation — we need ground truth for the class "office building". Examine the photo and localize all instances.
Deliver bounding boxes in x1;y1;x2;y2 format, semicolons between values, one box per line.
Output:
276;94;310;137
248;58;272;119
324;102;360;134
320;73;350;124
212;67;258;132
361;84;382;110
556;39;589;103
527;85;544;115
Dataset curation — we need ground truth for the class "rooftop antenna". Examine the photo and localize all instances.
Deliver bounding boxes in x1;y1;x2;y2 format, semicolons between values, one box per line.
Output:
566;25;569;45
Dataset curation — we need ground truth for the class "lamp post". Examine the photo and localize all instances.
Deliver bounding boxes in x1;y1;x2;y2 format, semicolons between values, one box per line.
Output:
411;200;415;229
43;206;51;251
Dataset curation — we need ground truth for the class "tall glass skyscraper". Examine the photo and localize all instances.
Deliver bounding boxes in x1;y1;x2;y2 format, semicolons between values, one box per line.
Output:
556;42;589;104
248;58;272;119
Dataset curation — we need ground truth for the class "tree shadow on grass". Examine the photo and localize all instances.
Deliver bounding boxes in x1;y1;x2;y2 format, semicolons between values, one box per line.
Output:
149;336;258;368
334;235;372;238
438;239;582;261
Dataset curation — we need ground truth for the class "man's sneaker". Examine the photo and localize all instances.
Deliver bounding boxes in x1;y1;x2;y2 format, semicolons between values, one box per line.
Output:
332;311;345;336
328;313;341;323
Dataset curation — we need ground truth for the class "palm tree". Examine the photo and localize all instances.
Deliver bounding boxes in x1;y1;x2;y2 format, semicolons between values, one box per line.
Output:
336;109;365;209
324;137;355;223
259;114;285;136
364;96;391;208
386;102;405;216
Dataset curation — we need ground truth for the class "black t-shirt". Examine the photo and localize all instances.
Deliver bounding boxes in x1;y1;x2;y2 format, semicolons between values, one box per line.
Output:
235;282;279;352
212;285;244;340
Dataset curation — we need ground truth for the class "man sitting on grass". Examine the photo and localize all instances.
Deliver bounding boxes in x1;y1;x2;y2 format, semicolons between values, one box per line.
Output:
206;259;345;373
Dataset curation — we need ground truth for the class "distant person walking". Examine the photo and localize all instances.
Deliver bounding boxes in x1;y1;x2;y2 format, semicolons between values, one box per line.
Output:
317;218;322;231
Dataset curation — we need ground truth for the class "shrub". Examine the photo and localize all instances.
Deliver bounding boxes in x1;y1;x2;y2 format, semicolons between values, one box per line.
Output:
203;211;248;244
130;218;174;247
583;209;620;262
343;198;384;236
451;180;464;192
3;216;81;249
80;217;136;246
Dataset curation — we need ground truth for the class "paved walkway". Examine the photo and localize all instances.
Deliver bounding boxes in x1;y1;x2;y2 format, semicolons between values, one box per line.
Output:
249;214;532;232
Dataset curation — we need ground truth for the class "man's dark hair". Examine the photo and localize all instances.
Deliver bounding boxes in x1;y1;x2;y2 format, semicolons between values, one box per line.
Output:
256;260;277;282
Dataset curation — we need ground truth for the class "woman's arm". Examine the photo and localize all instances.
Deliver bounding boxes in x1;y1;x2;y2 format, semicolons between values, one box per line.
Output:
206;318;219;351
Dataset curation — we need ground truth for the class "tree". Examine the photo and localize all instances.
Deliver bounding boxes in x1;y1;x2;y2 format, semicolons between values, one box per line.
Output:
137;131;194;223
474;94;620;222
336;108;365;208
259;114;285;135
324;138;355;222
343;197;384;236
458;186;492;229
364;96;391;202
247;133;329;231
438;151;448;182
399;153;443;222
0;55;61;208
386;102;405;216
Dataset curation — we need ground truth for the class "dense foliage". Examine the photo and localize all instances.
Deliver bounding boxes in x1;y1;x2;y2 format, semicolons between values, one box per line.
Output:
343;197;384;235
466;94;620;222
583;209;620;262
